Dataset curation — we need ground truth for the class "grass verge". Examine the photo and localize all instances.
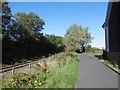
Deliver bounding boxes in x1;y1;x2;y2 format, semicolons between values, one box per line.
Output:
100;60;120;74
43;56;79;88
1;52;80;88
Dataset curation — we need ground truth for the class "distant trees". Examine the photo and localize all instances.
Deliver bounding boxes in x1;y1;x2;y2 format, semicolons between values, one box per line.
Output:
45;34;65;52
85;45;92;52
63;24;93;52
85;45;103;55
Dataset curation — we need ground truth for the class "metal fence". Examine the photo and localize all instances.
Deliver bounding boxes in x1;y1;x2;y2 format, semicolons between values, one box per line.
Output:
0;58;46;77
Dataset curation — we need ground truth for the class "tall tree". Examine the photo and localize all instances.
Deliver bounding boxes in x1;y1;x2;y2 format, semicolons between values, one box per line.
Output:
10;12;45;40
63;24;93;52
80;27;93;47
1;2;12;39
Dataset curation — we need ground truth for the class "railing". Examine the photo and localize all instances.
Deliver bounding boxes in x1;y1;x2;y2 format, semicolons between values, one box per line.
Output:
0;53;64;77
0;58;46;77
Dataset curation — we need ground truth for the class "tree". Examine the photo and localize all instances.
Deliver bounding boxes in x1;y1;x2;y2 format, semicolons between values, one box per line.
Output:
63;24;93;52
10;12;45;40
1;3;64;64
80;27;94;47
85;45;92;52
45;34;65;52
1;2;13;39
2;11;46;64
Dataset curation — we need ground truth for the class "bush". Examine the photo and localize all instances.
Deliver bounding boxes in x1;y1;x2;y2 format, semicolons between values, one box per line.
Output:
2;52;79;88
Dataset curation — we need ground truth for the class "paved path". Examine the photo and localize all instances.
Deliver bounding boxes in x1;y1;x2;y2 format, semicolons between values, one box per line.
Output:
76;54;119;88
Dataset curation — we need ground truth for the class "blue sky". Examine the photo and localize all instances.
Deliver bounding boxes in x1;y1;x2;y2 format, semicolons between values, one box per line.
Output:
9;2;108;48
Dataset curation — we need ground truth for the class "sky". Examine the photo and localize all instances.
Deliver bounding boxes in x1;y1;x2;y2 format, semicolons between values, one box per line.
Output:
9;2;108;48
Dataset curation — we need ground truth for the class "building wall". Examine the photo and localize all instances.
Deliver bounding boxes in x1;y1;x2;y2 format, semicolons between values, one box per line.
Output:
107;51;120;64
107;2;120;64
109;2;120;51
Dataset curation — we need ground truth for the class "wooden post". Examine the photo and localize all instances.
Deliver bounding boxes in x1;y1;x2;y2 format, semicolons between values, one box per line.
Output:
58;57;60;67
12;68;14;75
59;62;60;67
43;60;47;72
43;60;47;69
29;63;31;70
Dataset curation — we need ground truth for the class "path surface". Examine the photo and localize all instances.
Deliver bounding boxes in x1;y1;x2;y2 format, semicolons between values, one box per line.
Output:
76;54;119;88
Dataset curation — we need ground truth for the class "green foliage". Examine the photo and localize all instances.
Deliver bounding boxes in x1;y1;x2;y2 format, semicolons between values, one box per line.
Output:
45;34;65;52
0;34;2;40
2;3;64;64
80;27;94;46
100;60;120;73
45;56;79;88
85;45;103;55
2;65;48;88
85;45;93;53
63;24;93;52
11;12;45;40
2;34;64;64
2;52;79;88
1;2;13;38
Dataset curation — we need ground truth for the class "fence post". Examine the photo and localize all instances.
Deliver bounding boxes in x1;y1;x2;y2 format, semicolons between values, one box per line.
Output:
39;59;41;64
12;68;14;75
29;63;31;70
43;60;47;69
59;62;60;67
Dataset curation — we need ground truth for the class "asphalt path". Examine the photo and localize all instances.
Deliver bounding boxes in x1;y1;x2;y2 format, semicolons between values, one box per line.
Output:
76;54;119;89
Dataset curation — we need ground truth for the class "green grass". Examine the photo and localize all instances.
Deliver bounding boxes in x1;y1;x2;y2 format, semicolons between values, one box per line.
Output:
0;34;2;40
86;50;103;56
100;60;120;73
1;52;80;88
44;56;79;88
